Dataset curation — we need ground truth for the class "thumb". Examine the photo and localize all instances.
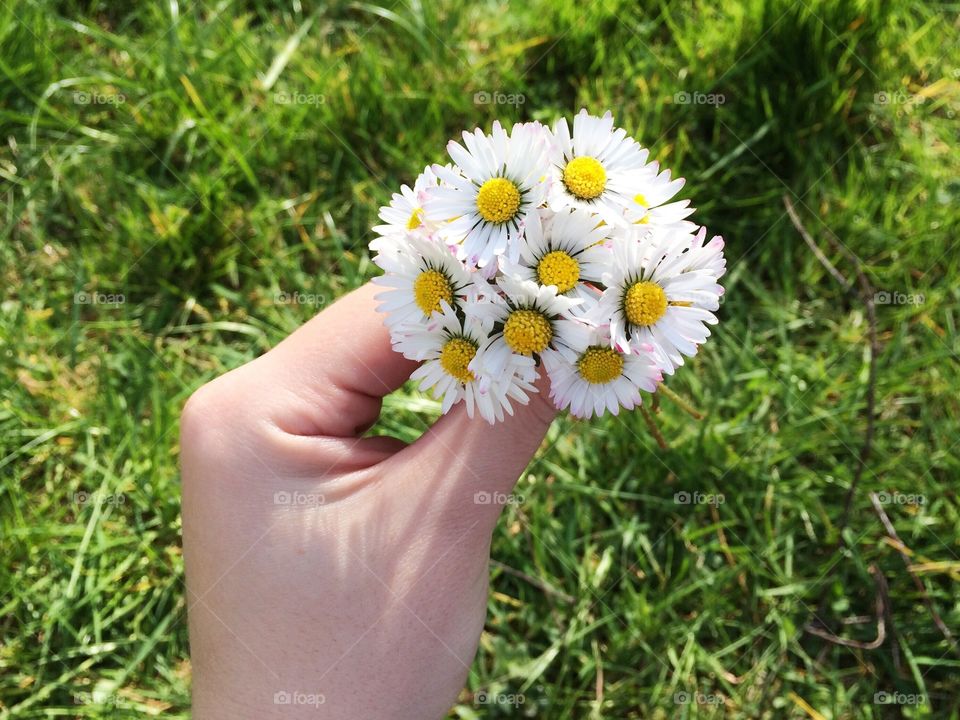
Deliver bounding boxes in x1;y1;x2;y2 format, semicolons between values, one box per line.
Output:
398;372;557;517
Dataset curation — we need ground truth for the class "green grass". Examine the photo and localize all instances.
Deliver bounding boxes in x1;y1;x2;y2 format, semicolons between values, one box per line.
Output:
2;0;959;717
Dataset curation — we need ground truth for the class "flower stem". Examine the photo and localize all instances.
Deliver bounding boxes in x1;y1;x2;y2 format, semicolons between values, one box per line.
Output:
639;404;669;450
658;383;705;420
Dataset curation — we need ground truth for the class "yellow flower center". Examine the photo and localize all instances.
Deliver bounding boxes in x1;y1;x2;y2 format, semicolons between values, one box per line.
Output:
413;269;453;316
577;346;624;384
406;208;423;229
503;309;552;355
536;251;580;293
476;178;521;223
633;194;650;224
439;337;477;383
623;281;667;327
563;156;607;200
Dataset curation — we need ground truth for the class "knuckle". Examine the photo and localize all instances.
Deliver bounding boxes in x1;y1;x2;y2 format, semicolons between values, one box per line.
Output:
179;371;252;460
181;379;227;435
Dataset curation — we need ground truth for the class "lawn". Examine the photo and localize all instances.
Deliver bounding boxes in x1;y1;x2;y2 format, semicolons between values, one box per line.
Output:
2;0;959;717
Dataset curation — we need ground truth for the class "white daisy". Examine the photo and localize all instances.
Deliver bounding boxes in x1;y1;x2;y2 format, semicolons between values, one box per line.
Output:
402;301;537;424
424;121;551;269
500;207;613;301
547;109;655;226
543;321;662;419
681;225;727;278
592;227;724;373
371;165;440;242
469;276;583;379
372;233;478;333
623;165;697;232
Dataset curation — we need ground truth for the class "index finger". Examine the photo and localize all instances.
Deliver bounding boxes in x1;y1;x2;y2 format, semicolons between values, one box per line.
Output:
262;282;418;437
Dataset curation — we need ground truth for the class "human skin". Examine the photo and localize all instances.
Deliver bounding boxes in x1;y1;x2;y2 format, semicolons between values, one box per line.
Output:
180;282;557;718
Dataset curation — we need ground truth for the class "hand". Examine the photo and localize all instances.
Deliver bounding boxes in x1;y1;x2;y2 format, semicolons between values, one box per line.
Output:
180;282;556;719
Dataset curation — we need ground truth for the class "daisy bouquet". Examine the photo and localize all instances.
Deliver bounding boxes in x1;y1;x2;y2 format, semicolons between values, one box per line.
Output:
371;110;726;424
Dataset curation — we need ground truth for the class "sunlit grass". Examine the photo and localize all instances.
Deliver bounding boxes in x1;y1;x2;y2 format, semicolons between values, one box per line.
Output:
2;0;959;717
